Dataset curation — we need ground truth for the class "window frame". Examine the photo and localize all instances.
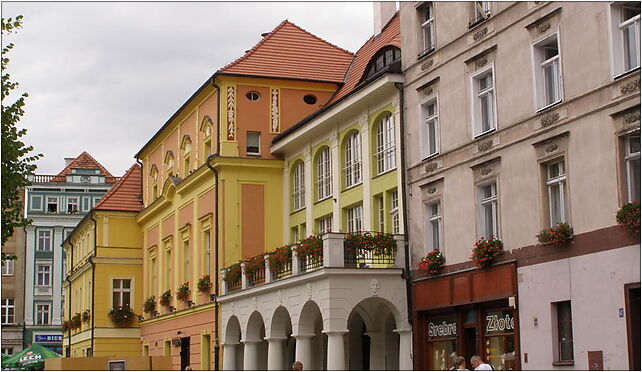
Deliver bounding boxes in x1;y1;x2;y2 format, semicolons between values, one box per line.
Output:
317;215;333;234
246;131;261;156
391;190;400;234
611;2;641;77
344;131;363;189
36;303;51;325
2;259;15;276
532;31;564;111
421;96;440;159
470;64;497;137
36;263;52;287
1;298;15;325
67;196;79;214
346;204;363;233
545;159;568;227
112;278;132;308
624;134;641;202
292;161;305;212
554;300;574;363
316;147;332;202
425;200;443;253
420;2;436;54
374;113;397;175
477;180;499;239
46;196;58;214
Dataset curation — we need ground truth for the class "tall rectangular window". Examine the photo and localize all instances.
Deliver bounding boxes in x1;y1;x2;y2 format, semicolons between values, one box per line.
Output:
546;160;567;226
612;3;641;76
203;230;211;276
425;201;442;252
36;264;51;286
478;181;499;238
472;67;496;136
317;215;333;233
316;147;332;201
422;99;439;159
374;195;385;233
36;303;50;325
555;301;574;363
292;161;305;211
346;204;363;233
625;134;641;202
344;132;362;188
420;3;435;53
534;33;562;109
375;114;396;175
291;226;300;243
1;299;15;325
472;1;491;24
391;190;400;234
1;260;15;276
165;248;172;290
183;240;190;283
151;257;157;295
37;230;51;252
246;131;260;155
47;197;58;213
113;279;131;307
67;197;79;213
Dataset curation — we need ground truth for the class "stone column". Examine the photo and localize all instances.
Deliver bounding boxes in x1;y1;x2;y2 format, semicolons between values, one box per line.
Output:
24;225;36;325
366;331;385;370
359;116;372;231
395;329;413;370
266;337;286;370
222;342;238;370
324;330;347;370
293;333;314;371
330;130;340;231
52;226;64;325
304;146;313;236
243;340;261;370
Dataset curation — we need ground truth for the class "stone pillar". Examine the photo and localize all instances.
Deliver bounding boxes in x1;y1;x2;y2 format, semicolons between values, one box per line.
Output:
366;331;385;370
359;117;372;231
325;330;347;370
266;337;286;370
222;342;237;370
393;235;406;269
303;146;313;236
322;232;345;268
241;262;249;290
293;333;314;371
24;225;36;325
264;254;272;284
52;226;64;325
291;248;301;276
243;340;260;370
395;329;413;370
219;268;228;296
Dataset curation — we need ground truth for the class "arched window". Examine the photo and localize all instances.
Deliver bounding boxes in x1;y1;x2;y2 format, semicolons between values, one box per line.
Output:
344;132;362;188
291;161;305;211
375;113;396;174
150;165;159;200
361;46;401;83
316;147;332;201
200;116;213;159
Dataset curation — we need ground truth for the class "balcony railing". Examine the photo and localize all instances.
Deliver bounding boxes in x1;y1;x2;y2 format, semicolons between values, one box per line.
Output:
29;174;57;183
220;232;405;295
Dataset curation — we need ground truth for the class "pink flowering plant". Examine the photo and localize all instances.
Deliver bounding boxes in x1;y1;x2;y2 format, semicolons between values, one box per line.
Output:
616;201;640;235
197;275;212;293
471;236;503;268
176;282;190;301
418;250;445;276
537;223;573;244
159;290;172;307
108;305;135;326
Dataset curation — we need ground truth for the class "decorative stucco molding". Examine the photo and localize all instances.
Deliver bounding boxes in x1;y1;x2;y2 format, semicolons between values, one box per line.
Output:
620;79;641;96
477;139;493;152
473;27;488;42
425;162;438;173
270;88;280;133
226;86;236;140
540;112;560;127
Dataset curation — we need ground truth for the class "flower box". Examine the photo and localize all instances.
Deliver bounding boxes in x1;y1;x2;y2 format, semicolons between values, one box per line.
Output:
70;313;81;329
243;255;265;279
144;296;156;313
344;231;397;256
537;223;573;244
295;235;323;260
81;309;91;322
61;321;70;333
268;244;293;278
224;263;242;287
471;237;503;268
418;250;445;276
176;282;190;302
159;290;172;307
616;201;640;235
197;275;212;293
108;305;135;326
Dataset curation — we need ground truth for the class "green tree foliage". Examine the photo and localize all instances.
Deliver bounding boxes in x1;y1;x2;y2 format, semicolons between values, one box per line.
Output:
2;15;43;249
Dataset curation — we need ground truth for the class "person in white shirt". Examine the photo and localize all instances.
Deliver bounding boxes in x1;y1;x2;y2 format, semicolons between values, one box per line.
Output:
470;355;494;371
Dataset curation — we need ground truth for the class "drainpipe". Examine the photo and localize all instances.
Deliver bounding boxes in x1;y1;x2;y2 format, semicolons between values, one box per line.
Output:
66;242;73;357
89;213;97;356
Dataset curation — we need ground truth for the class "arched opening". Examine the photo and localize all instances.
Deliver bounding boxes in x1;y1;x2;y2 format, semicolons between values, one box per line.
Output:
271;306;295;370
297;300;328;370
246;311;268;370
224;316;244;370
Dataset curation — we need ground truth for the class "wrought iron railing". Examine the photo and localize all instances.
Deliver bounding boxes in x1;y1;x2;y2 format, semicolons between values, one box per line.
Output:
227;277;241;293
343;231;396;268
271;260;292;280
299;254;323;272
249;268;265;287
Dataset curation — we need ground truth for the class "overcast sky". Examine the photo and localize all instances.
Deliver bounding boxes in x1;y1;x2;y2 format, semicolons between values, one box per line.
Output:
2;1;375;176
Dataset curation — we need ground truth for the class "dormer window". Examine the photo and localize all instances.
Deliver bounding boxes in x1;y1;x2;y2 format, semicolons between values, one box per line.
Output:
361;46;401;83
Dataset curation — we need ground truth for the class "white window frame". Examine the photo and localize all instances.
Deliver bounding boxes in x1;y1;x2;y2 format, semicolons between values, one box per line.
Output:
420;2;435;53
203;229;211;276
424;200;442;253
292;161;305;211
30;195;43;211
1;347;13;355
36;303;50;325
470;64;497;137
46;196;58;213
546;160;568;226
1;298;15;325
246;131;261;155
375;113;396;175
316;147;332;201
421;97;440;159
112;278;132;308
610;2;641;77
391;190;400;234
344;131;362;188
625;134;641;202
473;1;491;22
376;195;385;232
477;181;499;239
532;31;563;110
36;263;52;286
2;259;15;276
67;197;79;213
317;215;333;233
291;226;300;243
346;204;363;233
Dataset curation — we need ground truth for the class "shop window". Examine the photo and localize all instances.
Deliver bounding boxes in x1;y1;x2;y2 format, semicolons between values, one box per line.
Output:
483;309;517;370
425;315;458;370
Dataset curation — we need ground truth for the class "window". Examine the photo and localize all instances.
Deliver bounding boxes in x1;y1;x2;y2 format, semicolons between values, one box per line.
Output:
182;138;192;178
375;113;396;175
346;204;363;232
31;195;43;211
183;240;190;283
611;3;640;76
375;195;385;232
165;152;175;175
478;181;499;238
471;1;491;26
1;347;14;355
303;95;317;105
165;247;172;289
246;91;260;101
420;3;435;53
292;161;305;211
203;230;211;276
363;47;402;81
422;99;439;158
246;132;260;155
471;67;496;136
113;279;131;307
425;201;442;252
2;259;15;276
546;160;568;226
67;197;79;213
317;215;333;233
391;190;400;234
1;299;15;325
150;256;157;295
555;301;574;363
36;264;51;286
47;197;58;213
625;134;641;202
36;303;50;325
534;33;562;109
344;132;362;188
291;226;300;243
316;147;332;201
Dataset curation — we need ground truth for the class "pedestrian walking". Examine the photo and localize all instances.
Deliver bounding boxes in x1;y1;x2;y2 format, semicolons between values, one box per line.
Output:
455;356;469;371
292;361;303;371
470;355;494;370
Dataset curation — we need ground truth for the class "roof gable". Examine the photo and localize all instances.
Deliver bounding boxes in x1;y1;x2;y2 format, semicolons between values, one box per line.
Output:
94;163;143;212
51;151;117;183
218;20;355;83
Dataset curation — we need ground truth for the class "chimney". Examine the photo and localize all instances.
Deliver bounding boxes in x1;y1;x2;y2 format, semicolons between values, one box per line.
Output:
64;158;74;167
373;2;396;36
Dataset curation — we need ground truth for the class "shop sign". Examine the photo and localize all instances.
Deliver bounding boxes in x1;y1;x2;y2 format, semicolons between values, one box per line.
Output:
427;317;457;340
34;334;63;343
484;310;514;335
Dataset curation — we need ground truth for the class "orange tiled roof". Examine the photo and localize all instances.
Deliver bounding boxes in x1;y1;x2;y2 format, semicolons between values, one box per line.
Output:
218;20;355;83
327;12;400;104
51;151;118;184
94;163;142;212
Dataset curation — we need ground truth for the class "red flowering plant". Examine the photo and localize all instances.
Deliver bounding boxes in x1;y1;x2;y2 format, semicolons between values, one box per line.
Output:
143;296;156;313
244;255;266;286
344;231;397;256
418;250;445;276
81;309;91;322
295;235;323;261
224;263;242;288
471;236;504;268
107;305;135;326
537;223;573;244
61;321;70;333
70;313;81;329
176;282;190;301
267;244;293;277
616;201;640;235
159;290;172;307
197;275;212;293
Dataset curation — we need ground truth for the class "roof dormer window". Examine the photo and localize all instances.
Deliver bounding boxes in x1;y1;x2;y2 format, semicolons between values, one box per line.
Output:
361;46;401;83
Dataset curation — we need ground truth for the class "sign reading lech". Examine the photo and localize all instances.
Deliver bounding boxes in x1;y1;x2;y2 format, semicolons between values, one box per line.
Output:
426;317;457;340
35;334;63;343
484;310;515;335
19;351;43;366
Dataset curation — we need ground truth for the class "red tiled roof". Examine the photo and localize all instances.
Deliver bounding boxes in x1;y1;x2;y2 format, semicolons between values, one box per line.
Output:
327;13;400;104
51;151;118;184
218;20;355;83
94;164;143;212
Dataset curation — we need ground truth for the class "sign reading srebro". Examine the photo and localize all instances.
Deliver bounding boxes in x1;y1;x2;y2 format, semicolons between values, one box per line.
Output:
427;316;457;340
